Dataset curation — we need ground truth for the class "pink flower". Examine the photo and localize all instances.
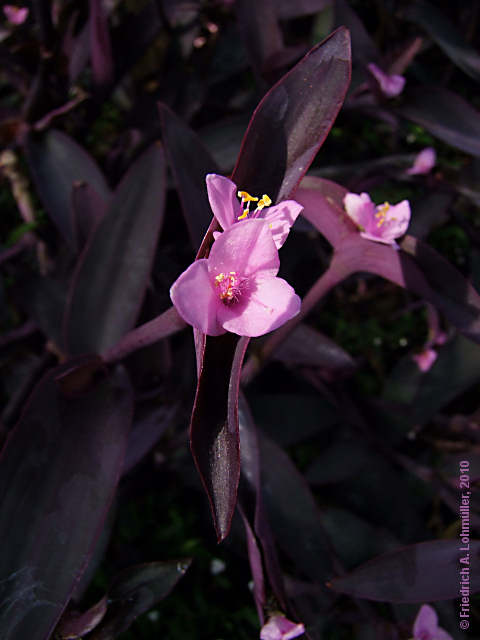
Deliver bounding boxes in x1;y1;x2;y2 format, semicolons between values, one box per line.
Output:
412;604;453;640
206;174;303;249
412;348;437;373
343;192;411;246
260;614;305;640
407;147;436;176
367;62;405;98
170;219;301;337
3;5;28;25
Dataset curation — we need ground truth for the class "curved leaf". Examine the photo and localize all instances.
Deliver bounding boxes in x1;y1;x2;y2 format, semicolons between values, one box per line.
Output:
65;143;166;355
406;0;480;81
89;0;114;87
0;361;133;640
158;103;218;250
329;540;480;602
398;87;480;157
24;130;111;248
231;27;351;201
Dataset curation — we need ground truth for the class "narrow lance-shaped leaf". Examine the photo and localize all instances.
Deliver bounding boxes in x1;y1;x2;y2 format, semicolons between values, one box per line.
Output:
89;0;114;87
398;87;480;157
329;540;480;602
0;361;133;640
158;103;219;250
190;28;351;543
405;0;480;82
24;129;111;249
65;143;166;355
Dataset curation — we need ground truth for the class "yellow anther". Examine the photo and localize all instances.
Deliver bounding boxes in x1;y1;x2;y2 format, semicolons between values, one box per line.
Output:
237;191;258;203
215;273;225;285
237;209;249;220
257;194;272;210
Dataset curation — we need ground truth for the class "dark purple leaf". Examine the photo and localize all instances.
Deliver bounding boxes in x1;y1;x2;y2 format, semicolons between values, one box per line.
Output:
71;182;110;250
89;560;191;639
158;103;218;250
260;434;335;584
122;402;177;475
398;87;480;157
334;0;378;66
55;597;107;639
65;143;166;355
67;18;90;83
0;361;133;640
24;130;111;248
407;191;452;240
102;306;186;364
329;540;480;602
18;274;68;348
231;27;351;201
89;0;114;87
239;395;287;609
406;0;480;82
235;0;283;76
273;322;356;378
190;334;249;541
276;0;331;19
239;508;266;623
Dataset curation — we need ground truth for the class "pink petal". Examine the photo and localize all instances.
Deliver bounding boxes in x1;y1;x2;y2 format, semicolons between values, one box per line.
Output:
368;62;405;97
3;5;28;24
260;615;305;640
412;348;437;373
435;628;453;640
344;192;375;230
413;604;439;639
263;200;303;248
170;259;224;336
218;275;300;337
206;173;241;230
208;218;279;279
407;147;436;175
383;199;411;238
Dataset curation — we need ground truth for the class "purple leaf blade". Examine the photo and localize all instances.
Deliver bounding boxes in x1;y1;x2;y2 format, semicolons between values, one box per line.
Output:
0;361;133;640
231;27;351;201
71;182;110;250
24;130;111;249
89;0;114;87
158;103;218;250
65;143;166;355
329;540;480;602
190;334;249;542
398;87;480;157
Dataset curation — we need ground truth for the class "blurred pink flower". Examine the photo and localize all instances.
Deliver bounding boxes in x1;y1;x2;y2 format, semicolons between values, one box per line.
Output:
260;614;305;640
367;62;405;98
170;218;300;337
412;348;437;373
412;604;452;640
407;147;436;175
343;192;410;246
3;5;28;25
206;173;303;249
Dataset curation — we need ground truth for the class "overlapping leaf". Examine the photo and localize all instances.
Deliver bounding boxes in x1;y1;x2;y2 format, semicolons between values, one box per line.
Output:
65;143;166;355
0;361;133;640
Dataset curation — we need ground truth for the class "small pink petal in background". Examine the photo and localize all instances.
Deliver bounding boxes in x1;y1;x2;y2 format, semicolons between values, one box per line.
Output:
368;62;405;98
260;614;305;640
412;348;438;372
3;5;28;25
407;147;436;175
343;192;411;246
412;604;453;640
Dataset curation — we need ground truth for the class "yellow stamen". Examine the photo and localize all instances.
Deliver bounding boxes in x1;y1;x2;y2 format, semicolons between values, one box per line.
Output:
215;273;225;285
237;209;249;220
375;202;390;228
237;191;258;203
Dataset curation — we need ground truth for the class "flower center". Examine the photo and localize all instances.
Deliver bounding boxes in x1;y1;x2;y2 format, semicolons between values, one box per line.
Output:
237;190;272;220
214;271;243;305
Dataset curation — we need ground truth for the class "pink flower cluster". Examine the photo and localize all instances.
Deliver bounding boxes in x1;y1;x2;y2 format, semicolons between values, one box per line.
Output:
3;5;28;25
411;604;452;640
367;62;405;98
170;175;302;337
260;614;305;640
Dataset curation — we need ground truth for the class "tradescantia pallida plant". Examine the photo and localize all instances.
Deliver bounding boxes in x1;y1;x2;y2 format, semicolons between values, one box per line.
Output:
1;1;480;639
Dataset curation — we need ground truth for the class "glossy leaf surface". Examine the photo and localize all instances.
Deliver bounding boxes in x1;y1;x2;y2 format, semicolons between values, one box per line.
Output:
0;362;133;639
